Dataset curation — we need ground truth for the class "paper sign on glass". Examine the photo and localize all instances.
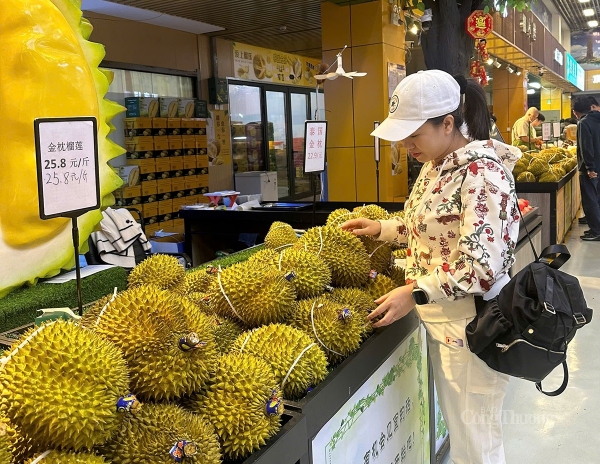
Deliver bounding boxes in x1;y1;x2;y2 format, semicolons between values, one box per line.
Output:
34;117;100;219
553;122;561;138
304;121;327;173
541;123;551;141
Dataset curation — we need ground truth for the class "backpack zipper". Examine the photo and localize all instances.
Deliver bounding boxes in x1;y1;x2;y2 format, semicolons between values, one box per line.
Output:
495;338;565;355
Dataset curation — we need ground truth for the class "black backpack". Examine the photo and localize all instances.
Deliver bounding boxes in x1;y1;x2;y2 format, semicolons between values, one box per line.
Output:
466;243;593;396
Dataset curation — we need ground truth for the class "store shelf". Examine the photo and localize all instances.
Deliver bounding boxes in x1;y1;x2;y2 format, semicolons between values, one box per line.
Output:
284;310;420;440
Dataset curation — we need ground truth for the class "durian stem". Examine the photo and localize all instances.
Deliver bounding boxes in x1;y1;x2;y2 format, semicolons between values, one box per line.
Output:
281;343;316;389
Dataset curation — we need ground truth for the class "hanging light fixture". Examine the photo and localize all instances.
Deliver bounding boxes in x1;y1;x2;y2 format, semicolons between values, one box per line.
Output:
507;65;514;73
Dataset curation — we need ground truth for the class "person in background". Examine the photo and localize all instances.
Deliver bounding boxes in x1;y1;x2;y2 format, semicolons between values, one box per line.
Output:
572;97;600;240
587;96;599;112
343;70;522;464
511;107;543;149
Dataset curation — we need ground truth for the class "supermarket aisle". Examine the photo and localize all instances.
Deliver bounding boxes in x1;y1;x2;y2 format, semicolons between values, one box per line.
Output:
441;216;599;464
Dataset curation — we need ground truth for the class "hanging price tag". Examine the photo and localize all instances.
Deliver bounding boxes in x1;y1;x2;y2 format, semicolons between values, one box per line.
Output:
304;121;328;173
541;123;551;141
553;122;561;138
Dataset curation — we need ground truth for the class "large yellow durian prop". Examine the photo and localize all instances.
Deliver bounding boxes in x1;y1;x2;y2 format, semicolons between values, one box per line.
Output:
0;321;130;451
0;0;124;297
91;286;218;401
296;226;371;287
232;324;329;399
198;353;283;460
102;403;222;464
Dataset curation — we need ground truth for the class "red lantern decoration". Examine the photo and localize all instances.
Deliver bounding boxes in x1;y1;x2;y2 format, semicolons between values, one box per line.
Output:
470;60;480;78
477;38;489;62
466;11;493;39
479;66;488;87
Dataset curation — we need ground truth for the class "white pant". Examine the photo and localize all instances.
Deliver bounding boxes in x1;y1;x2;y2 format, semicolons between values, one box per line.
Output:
424;318;510;464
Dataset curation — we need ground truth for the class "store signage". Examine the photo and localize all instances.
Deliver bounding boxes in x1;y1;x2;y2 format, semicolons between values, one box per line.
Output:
565;53;585;90
232;42;322;87
593;75;600;84
34;117;100;219
553;122;561;138
542;123;551;141
466;11;493;39
312;326;429;464
304;121;327;173
554;48;563;66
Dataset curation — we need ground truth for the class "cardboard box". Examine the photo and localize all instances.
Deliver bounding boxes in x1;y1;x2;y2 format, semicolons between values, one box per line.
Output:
171;170;185;180
185;168;197;177
198;174;209;187
126;159;156;174
151;118;168;136
188;194;200;204
180;119;197;136
158;191;173;201
171;177;186;191
142;193;158;204
198;193;210;203
182;136;197;156
125;97;159;118
159;97;180;118
171;210;181;220
197;166;209;175
157;217;174;227
172;219;185;234
172;197;187;211
116;165;140;187
169;137;183;157
142;202;159;217
195;135;208;148
156;170;171;182
114;185;142;199
157;178;172;194
153;137;170;158
232;123;246;138
125;137;154;159
145;222;161;237
172;191;187;203
124;117;153;137
150;233;184;254
155;158;171;173
196;155;209;168
185;177;199;190
178;99;197;118
158;199;173;216
141;180;158;196
167;118;182;136
138;171;157;182
183;156;197;170
169;157;184;171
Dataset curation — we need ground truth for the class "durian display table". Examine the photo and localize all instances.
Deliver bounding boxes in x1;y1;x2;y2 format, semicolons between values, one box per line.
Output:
181;201;404;266
515;168;581;249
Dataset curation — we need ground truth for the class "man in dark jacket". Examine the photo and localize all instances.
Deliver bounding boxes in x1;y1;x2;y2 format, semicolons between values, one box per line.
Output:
573;97;600;240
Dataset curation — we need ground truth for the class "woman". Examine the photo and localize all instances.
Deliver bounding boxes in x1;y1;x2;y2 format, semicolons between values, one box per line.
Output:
342;70;522;464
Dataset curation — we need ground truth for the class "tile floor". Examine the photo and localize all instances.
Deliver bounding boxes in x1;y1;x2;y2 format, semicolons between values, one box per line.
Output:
441;216;599;464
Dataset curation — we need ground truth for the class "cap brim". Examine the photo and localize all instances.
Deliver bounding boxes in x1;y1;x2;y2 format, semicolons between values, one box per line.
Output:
371;117;427;142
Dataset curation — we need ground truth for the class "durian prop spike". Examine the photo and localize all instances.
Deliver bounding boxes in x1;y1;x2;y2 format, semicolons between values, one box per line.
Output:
0;321;55;368
280;342;317;390
217;266;246;324
310;301;344;357
28;451;51;464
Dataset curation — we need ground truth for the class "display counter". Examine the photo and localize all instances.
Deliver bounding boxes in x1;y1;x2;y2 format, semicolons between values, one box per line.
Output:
516;168;581;249
180;201;404;266
512;208;543;275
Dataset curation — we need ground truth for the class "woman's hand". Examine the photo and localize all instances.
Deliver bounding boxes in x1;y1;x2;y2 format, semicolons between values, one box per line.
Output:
340;218;381;237
369;285;415;328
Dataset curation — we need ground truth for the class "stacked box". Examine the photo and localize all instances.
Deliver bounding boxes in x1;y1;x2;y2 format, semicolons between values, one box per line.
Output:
159;98;180;118
125;97;159;118
125;136;154;160
124;118;153;137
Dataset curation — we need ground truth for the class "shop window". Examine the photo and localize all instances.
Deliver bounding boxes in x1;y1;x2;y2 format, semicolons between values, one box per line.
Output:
105;68;194;98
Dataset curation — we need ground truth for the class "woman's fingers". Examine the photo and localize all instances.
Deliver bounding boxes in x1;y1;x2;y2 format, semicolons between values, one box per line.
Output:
367;299;389;320
374;291;391;305
372;313;395;328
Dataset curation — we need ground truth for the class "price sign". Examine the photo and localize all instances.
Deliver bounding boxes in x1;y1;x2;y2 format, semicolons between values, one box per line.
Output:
541;122;552;141
304;121;327;173
553;122;561;138
34;117;100;219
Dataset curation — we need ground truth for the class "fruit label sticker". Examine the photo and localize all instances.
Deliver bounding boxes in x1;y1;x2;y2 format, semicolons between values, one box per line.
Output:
34;117;100;219
304;121;327;173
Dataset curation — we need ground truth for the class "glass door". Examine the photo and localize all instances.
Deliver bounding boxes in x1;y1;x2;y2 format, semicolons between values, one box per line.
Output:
290;92;311;198
265;90;289;199
228;83;264;173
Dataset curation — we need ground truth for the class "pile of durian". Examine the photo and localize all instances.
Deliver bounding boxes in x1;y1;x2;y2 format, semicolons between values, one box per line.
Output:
0;204;406;463
513;146;578;183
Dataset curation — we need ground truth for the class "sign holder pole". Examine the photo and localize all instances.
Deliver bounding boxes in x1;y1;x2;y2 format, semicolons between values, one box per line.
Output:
70;217;83;316
374;122;381;203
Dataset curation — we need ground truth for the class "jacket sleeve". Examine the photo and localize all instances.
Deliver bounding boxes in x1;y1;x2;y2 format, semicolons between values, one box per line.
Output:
578;121;596;172
378;217;408;244
416;160;517;301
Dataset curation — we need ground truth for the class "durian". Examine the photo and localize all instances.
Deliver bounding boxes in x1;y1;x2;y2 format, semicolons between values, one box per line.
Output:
353;204;389;220
291;297;364;363
527;158;549;177
512;158;530;177
273;248;331;299
198;353;283;460
516;171;536;182
328;288;376;340
79;292;116;329
326;208;356;226
232;324;329;399
0;418;11;464
177;266;216;295
207;261;296;327
393;248;407;260
550;164;566;179
211;315;245;354
91;286;218;401
539;172;561;182
247;248;279;266
362;236;393;274
127;254;185;290
102;403;221;464
364;274;397;300
387;265;406;288
26;451;108;464
0;321;130;451
264;221;298;250
296;226;371;287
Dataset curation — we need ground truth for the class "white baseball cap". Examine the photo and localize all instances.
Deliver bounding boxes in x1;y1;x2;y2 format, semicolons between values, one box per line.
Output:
371;70;461;142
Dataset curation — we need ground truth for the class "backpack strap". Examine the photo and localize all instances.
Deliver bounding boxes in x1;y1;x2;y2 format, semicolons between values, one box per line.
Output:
535;361;569;396
538;244;571;269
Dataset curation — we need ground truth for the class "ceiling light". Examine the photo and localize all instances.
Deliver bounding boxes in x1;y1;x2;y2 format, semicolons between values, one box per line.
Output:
529;81;542;89
493;59;501;68
583;9;595;16
579;0;591;3
507;65;514;73
486;57;494;65
527;89;535;94
515;69;522;76
588;20;599;27
410;23;419;35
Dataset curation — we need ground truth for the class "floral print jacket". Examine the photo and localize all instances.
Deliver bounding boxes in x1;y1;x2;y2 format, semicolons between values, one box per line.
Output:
379;140;522;322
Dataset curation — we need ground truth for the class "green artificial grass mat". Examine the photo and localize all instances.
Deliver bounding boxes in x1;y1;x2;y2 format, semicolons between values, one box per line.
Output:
201;245;265;269
0;266;128;333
